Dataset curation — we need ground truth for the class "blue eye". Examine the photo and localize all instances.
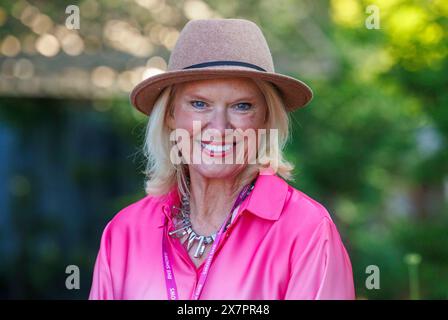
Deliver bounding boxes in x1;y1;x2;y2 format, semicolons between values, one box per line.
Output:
191;100;207;109
234;102;252;111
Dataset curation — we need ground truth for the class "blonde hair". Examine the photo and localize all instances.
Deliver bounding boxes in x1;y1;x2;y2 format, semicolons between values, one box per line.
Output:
142;78;295;199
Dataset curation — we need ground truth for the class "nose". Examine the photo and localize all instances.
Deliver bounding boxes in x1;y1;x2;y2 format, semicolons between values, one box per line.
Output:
204;108;234;138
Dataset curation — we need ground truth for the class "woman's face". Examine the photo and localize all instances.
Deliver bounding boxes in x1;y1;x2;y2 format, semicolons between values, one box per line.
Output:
167;77;268;180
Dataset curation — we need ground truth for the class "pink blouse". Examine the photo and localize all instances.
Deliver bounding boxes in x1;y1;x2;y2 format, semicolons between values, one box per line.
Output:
89;171;355;300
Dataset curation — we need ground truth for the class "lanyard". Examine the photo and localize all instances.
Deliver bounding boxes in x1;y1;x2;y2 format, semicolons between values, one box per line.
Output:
162;182;253;300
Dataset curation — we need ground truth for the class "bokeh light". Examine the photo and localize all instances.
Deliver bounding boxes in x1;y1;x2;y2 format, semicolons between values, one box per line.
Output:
1;35;21;57
60;33;85;56
30;13;53;35
0;7;7;27
13;58;34;79
35;33;60;57
91;66;116;88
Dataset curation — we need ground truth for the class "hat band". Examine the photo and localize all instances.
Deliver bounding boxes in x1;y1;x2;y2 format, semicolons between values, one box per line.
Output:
182;60;266;72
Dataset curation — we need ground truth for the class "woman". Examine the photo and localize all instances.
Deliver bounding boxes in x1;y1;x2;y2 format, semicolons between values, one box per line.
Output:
89;18;355;300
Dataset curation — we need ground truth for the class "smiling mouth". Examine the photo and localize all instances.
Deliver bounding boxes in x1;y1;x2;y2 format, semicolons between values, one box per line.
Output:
199;140;238;156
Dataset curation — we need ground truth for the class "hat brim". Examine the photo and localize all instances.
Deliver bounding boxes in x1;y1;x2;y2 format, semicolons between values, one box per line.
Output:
130;66;313;115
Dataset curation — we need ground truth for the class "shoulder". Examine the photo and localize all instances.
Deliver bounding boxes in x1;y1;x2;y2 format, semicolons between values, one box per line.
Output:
100;192;168;240
278;179;338;239
280;178;333;221
276;181;350;264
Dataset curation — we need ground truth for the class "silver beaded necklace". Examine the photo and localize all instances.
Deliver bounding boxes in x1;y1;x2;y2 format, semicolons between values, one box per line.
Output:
168;177;255;258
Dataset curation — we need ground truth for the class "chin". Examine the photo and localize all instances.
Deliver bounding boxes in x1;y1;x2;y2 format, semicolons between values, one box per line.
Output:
190;163;246;180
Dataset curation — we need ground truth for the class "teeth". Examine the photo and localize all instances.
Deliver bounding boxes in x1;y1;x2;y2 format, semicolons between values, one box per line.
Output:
201;143;233;153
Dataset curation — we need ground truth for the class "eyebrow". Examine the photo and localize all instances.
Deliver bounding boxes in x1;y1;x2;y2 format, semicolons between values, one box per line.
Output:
183;93;256;104
183;93;213;103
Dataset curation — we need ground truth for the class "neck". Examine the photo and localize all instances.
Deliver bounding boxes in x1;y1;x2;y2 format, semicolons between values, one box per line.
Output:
187;171;242;230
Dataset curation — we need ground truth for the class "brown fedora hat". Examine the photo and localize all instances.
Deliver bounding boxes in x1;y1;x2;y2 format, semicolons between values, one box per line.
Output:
130;18;313;115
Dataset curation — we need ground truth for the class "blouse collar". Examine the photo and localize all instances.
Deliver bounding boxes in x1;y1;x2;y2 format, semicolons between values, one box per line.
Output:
158;168;289;227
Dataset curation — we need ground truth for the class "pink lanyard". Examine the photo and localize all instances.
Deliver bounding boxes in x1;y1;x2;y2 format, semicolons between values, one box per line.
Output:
162;183;253;300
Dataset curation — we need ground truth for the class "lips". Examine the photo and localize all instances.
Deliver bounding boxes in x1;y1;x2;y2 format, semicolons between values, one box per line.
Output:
201;143;233;152
198;140;237;157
